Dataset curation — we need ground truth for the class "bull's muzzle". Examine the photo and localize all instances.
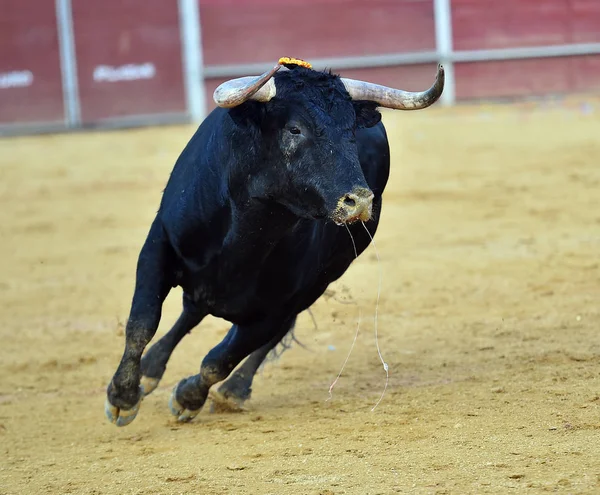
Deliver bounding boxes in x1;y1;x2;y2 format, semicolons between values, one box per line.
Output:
332;187;374;225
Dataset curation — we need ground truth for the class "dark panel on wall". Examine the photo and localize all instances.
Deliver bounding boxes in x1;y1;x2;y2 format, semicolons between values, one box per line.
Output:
452;0;600;51
455;55;600;100
203;63;438;113
72;0;186;123
200;0;436;67
0;0;64;125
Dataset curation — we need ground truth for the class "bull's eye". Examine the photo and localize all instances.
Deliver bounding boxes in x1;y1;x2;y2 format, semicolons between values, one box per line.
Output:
288;127;302;135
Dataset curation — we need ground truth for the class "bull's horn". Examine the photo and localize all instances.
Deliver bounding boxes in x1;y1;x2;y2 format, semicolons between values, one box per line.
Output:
340;64;445;110
213;64;281;108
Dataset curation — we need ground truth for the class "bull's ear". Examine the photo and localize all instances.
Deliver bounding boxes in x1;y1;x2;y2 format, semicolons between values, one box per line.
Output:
353;101;381;129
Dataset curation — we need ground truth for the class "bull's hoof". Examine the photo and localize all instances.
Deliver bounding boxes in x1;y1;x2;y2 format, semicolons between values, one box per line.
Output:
140;376;160;396
209;388;248;414
104;396;141;427
169;385;201;423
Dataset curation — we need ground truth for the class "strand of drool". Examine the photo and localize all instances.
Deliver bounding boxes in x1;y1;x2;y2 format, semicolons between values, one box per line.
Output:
360;221;389;412
326;225;361;400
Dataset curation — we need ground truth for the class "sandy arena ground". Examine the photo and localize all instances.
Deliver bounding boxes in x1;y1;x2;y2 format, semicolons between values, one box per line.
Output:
1;99;599;494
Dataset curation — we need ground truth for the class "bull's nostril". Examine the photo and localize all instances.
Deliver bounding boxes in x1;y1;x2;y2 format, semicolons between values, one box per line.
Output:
334;191;373;224
343;195;357;208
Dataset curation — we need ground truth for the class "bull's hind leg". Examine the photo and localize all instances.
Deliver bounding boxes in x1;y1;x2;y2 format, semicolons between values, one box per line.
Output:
168;315;296;422
209;318;297;412
139;293;205;396
105;219;174;427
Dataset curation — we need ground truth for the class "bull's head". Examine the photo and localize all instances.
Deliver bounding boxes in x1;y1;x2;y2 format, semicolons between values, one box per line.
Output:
214;58;444;225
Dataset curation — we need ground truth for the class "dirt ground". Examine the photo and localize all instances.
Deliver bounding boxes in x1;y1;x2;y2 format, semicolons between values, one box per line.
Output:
1;98;599;495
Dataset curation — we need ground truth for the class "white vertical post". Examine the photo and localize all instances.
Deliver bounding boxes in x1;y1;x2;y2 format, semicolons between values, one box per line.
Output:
433;0;456;105
56;0;81;126
179;0;206;123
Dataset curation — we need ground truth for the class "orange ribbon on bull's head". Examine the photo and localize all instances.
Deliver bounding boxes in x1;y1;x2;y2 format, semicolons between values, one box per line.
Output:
278;57;312;70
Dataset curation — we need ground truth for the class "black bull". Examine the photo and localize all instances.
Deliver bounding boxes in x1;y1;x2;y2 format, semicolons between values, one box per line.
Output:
105;61;444;426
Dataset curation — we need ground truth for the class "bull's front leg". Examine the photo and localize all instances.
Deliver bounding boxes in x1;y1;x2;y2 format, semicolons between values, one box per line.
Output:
105;219;174;426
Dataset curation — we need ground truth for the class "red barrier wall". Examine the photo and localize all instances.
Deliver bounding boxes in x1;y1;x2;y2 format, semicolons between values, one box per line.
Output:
0;0;64;125
200;0;435;65
452;0;600;50
455;55;600;100
3;0;600;132
452;0;600;99
71;0;186;123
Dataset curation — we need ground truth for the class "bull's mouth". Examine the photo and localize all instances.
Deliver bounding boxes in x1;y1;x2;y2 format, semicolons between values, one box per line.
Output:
331;207;372;226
